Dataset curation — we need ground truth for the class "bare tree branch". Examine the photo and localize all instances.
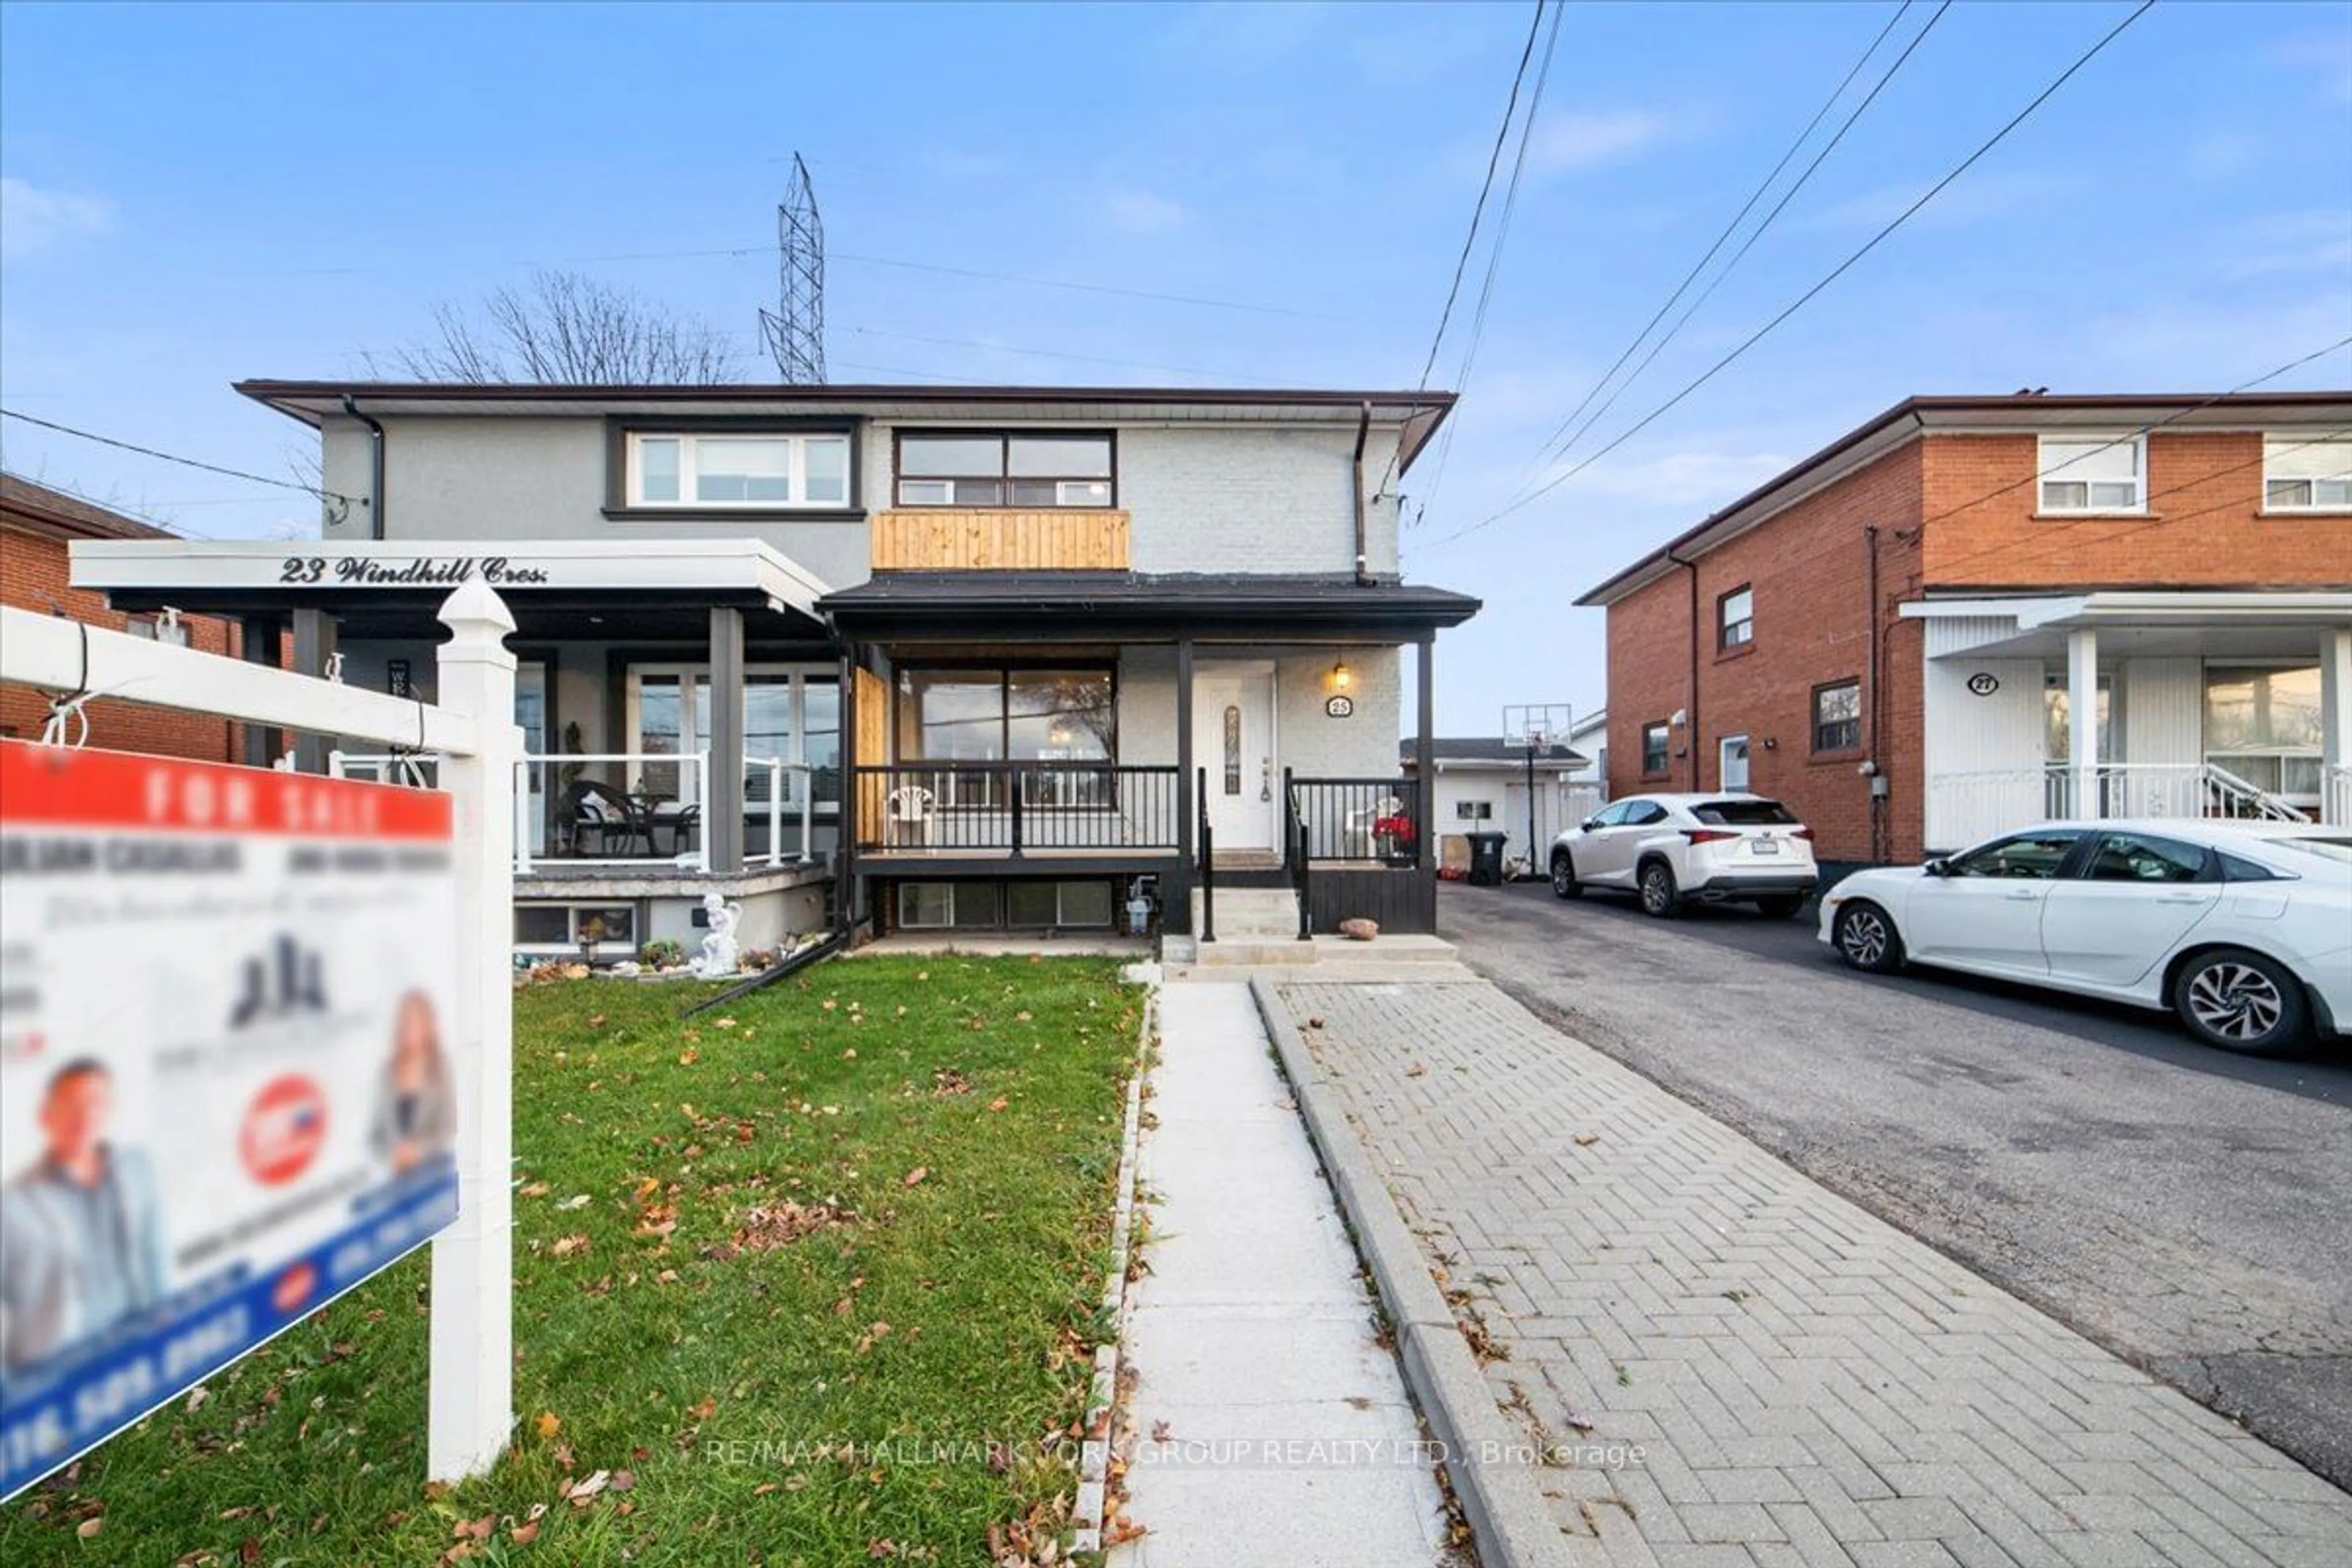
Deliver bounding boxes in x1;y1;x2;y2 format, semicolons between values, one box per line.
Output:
379;270;743;383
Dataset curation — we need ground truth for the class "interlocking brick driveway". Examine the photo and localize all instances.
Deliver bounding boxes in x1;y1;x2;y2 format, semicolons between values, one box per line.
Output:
1278;978;2352;1568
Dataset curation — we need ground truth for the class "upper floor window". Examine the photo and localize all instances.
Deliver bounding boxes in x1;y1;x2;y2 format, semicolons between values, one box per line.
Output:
1717;585;1753;650
2263;434;2352;512
895;431;1114;508
2038;434;2143;514
628;432;850;509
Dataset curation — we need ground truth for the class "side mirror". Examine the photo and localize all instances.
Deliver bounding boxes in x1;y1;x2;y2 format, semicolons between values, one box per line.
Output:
1923;858;1950;878
1580;817;1600;833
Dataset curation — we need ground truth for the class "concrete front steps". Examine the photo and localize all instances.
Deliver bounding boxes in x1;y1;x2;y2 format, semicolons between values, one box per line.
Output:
1162;885;1463;971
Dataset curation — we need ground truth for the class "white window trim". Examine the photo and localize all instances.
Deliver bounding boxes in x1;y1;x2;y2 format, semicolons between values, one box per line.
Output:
625;431;852;510
2036;432;2146;516
2259;434;2352;515
623;662;839;805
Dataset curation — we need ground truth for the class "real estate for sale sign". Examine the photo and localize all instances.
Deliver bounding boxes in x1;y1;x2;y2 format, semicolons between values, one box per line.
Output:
0;741;461;1499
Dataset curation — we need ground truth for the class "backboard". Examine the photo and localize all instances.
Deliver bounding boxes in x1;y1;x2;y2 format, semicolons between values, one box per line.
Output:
1503;703;1574;752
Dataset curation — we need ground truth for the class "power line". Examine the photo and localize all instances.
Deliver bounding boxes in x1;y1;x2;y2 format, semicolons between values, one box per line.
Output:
1414;1;1549;396
0;408;357;504
1411;0;1568;519
1430;0;2157;550
1512;0;1927;498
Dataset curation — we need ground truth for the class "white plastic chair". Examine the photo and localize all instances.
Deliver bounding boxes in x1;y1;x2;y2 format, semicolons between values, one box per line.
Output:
886;785;935;849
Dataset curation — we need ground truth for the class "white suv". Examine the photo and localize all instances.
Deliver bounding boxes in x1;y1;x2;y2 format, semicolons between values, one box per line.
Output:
1550;793;1821;918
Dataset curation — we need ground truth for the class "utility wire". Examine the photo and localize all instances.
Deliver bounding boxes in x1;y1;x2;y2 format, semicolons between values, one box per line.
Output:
1412;0;1568;520
1515;0;1928;494
1430;0;2157;549
0;408;358;504
1415;1;1549;396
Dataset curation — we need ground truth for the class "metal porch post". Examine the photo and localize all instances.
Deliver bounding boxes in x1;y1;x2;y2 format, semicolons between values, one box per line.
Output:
1417;632;1435;872
706;607;744;872
1170;636;1196;936
290;607;339;773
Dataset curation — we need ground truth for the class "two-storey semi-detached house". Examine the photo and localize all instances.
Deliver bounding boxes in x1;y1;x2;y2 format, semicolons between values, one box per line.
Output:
1579;391;2352;865
70;383;1477;957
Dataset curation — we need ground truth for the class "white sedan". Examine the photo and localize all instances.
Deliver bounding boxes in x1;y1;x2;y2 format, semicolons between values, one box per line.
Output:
1819;820;2352;1055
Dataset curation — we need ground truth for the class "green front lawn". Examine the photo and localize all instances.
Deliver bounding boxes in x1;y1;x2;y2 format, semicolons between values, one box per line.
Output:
1;956;1139;1567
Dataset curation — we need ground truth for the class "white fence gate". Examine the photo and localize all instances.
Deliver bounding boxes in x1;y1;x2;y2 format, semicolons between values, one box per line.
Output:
0;581;521;1484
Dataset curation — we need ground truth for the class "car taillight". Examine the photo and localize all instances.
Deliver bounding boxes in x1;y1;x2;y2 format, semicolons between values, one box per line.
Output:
1792;826;1815;841
1684;829;1739;845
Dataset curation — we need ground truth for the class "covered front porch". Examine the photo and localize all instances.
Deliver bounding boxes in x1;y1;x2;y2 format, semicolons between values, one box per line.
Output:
821;571;1479;938
1910;591;2352;851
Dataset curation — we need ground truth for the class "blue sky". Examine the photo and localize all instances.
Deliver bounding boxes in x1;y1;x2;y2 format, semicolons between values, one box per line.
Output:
2;1;2347;731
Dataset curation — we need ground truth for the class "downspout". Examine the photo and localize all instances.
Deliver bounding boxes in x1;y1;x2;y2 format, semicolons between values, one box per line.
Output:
1865;526;1883;862
1669;549;1699;790
342;394;386;540
1351;400;1372;585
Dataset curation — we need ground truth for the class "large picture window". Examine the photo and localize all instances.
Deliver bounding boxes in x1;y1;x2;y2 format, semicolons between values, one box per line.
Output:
895;431;1114;508
624;665;842;843
2205;664;2323;802
896;666;1117;808
626;432;851;510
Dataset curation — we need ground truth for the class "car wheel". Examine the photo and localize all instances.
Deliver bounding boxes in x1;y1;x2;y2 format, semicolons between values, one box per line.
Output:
1833;902;1904;973
2174;948;2309;1055
1550;850;1583;900
1637;860;1680;918
1754;894;1807;919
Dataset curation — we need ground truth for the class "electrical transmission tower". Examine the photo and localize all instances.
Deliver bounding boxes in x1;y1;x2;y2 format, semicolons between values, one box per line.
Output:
760;153;827;383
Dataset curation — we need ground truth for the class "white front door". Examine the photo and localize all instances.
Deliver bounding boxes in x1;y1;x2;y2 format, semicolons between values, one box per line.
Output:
1196;671;1277;852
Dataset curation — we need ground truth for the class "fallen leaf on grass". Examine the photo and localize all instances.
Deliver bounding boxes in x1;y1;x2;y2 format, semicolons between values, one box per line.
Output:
520;1182;551;1198
587;1013;607;1028
679;1047;700;1066
535;1412;562;1439
902;1166;929;1187
556;1194;592;1211
511;1518;541;1545
453;1513;496;1540
76;1518;102;1539
566;1469;611;1506
186;1384;210;1412
986;1097;1009;1112
733;1200;850;1251
609;1470;636;1493
550;1235;590;1257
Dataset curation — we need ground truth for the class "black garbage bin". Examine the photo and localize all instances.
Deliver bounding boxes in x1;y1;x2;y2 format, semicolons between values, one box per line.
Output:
1465;831;1509;886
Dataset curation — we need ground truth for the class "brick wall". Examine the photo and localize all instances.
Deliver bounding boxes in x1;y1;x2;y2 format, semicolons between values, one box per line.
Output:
0;527;246;761
1604;445;1929;864
1921;430;2352;589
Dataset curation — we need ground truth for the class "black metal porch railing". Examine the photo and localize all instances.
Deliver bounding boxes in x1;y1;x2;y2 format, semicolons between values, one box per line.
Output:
1284;772;1425;941
850;763;1182;854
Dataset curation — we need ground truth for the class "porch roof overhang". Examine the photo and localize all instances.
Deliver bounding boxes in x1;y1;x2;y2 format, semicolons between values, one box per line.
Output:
1904;589;2352;660
68;538;834;640
820;570;1482;643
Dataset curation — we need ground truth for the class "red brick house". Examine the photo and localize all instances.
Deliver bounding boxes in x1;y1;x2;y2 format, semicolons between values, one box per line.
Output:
1;473;247;760
1578;392;2352;864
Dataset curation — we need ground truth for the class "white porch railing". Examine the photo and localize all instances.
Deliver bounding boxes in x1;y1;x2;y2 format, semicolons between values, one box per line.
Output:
748;755;821;868
2328;766;2351;828
1931;761;2311;848
329;750;443;788
515;752;710;873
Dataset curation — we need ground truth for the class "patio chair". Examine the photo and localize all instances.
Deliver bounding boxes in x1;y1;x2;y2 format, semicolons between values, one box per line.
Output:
885;785;935;850
561;779;652;858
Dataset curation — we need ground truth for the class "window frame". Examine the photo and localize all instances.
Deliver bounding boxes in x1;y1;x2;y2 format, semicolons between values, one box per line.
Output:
892;428;1118;510
1717;584;1754;651
1947;828;2087;881
1454;799;1494;821
2078;831;2215;886
2037;432;2146;516
2260;434;2352;514
605;418;861;516
621;662;842;813
1811;678;1863;756
894;661;1120;766
1640;722;1671;777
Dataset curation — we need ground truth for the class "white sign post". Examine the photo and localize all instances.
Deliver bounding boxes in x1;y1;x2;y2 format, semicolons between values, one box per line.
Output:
426;579;521;1482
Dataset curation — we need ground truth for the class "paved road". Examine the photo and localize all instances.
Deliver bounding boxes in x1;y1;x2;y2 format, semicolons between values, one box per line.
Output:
1438;879;2352;1490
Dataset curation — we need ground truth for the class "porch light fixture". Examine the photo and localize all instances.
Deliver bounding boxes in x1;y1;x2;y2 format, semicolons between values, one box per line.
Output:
1330;659;1352;692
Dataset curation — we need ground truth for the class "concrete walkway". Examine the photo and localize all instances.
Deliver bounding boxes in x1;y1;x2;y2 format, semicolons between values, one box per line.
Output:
1276;977;2352;1568
1112;982;1457;1568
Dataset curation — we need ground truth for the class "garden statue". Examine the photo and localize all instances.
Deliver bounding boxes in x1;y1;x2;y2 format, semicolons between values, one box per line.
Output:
690;892;742;978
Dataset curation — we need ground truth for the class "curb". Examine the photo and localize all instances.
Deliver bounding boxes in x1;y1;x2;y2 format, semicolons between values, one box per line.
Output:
1250;975;1572;1568
1071;987;1155;1555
